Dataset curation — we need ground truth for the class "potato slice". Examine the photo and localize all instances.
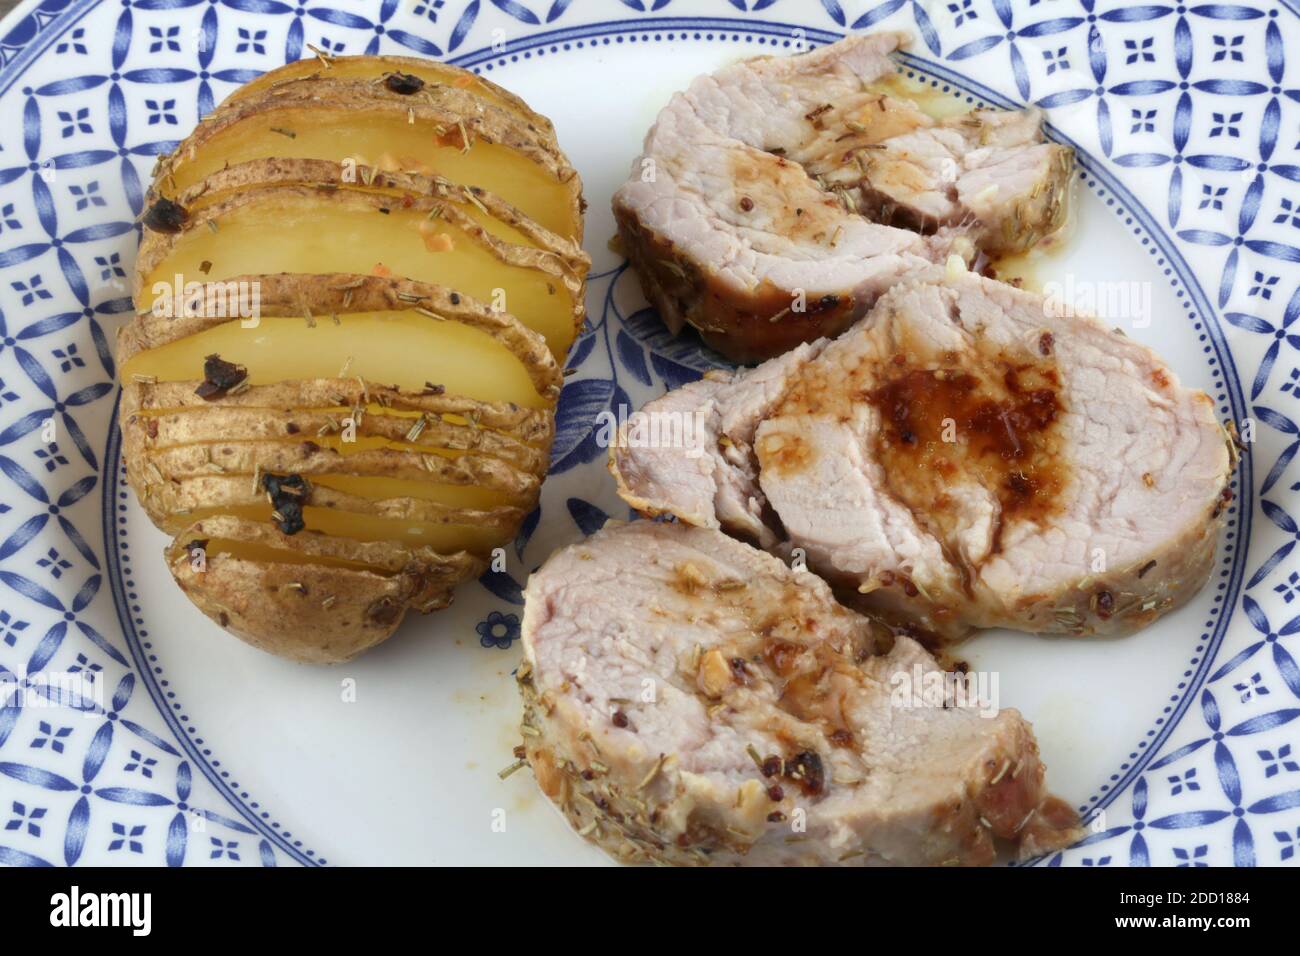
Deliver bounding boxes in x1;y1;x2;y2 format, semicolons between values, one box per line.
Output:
136;188;581;358
140;440;540;499
172;159;587;276
121;376;554;447
155;83;580;238
122;312;548;411
128;405;546;473
176;504;509;555
130;470;524;535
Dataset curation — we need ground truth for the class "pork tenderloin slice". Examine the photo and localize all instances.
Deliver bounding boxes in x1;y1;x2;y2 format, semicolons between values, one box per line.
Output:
614;267;1235;639
518;519;1081;865
614;33;1072;361
614;130;941;362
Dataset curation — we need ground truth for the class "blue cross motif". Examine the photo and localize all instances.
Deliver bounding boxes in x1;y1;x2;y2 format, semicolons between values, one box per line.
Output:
1233;672;1270;703
1275;569;1300;602
1168;767;1201;796
1124;36;1154;65
0;610;29;647
56;108;92;138
1212;34;1244;63
31;720;73;754
235;28;267;55
1276;827;1300;860
108;822;145;854
5;801;47;837
1257;743;1298;777
55;28;87;55
209;837;241;860
147;25;181;54
123;750;157;778
1173;844;1209;866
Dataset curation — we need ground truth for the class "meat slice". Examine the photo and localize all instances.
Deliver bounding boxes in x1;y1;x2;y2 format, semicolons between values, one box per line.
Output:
613;32;1073;361
612;266;1236;640
518;519;1082;865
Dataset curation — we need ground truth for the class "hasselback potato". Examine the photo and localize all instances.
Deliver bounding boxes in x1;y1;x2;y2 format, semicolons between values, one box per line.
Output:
120;54;588;662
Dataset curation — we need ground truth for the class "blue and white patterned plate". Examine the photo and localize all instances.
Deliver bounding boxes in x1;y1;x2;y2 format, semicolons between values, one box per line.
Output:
0;0;1297;867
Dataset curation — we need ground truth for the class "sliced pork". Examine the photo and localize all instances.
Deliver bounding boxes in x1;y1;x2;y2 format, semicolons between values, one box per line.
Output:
612;266;1236;640
518;519;1081;865
613;32;1073;361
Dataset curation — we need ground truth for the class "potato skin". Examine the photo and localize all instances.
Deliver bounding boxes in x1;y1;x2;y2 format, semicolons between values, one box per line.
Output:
167;516;485;663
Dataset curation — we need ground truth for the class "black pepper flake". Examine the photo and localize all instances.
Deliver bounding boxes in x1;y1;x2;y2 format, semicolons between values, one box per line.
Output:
449;292;461;305
760;755;782;778
422;382;446;395
194;353;247;401
383;71;425;95
1138;560;1157;579
766;811;786;823
261;471;310;535
186;538;208;555
785;750;825;796
142;197;188;234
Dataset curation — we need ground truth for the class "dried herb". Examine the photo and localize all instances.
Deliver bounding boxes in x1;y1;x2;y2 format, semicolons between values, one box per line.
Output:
384;72;425;95
195;354;248;401
142;198;188;234
261;471;310;535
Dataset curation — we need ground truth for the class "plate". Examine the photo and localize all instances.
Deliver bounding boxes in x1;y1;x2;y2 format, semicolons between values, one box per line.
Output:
0;0;1295;867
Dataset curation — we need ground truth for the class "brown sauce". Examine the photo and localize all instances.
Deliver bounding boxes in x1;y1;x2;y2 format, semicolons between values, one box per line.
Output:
867;352;1066;550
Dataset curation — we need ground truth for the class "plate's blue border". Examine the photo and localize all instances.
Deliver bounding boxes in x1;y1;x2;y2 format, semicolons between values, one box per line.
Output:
56;14;1246;863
